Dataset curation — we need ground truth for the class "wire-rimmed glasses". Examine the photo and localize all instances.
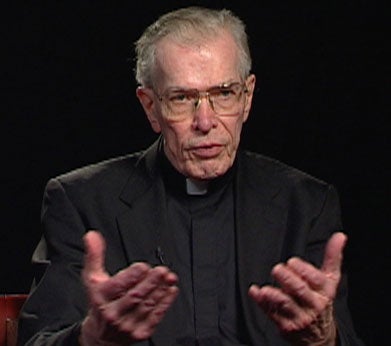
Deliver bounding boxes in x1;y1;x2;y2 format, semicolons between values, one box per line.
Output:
155;81;248;119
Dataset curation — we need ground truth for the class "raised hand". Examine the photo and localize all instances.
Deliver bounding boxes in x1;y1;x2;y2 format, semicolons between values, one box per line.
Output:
80;231;179;345
248;232;347;345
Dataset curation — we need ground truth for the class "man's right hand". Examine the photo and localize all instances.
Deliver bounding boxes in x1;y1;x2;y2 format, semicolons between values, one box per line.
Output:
80;230;179;345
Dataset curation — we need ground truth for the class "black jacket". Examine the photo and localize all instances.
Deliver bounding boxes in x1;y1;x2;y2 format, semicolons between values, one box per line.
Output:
18;141;364;345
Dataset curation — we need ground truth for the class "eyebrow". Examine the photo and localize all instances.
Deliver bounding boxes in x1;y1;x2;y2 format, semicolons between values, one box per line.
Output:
165;80;239;92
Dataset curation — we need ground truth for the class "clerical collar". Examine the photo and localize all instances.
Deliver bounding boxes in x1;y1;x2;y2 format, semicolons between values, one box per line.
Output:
186;178;208;195
158;147;236;197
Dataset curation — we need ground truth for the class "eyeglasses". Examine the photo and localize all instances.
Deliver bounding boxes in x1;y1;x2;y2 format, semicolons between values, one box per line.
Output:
155;81;248;118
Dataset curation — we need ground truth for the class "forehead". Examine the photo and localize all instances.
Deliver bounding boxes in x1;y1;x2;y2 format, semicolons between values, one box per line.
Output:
153;30;241;89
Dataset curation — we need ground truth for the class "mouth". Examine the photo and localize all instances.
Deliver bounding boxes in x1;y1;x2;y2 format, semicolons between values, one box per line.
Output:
189;143;224;158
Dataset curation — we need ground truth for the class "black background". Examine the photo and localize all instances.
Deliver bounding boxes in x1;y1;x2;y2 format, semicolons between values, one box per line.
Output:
2;1;389;345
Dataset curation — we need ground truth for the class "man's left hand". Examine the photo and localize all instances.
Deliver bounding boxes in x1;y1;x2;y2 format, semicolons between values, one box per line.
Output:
248;232;347;345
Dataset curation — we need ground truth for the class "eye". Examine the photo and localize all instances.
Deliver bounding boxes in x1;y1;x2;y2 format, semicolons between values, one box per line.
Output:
212;87;236;100
221;88;235;97
168;91;197;103
169;92;187;103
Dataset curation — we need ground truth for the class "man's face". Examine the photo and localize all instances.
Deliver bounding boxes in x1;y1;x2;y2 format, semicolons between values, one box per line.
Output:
137;30;255;180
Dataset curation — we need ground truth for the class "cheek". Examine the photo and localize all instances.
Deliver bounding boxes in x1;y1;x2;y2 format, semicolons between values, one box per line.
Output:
234;121;243;142
224;118;245;150
162;122;189;156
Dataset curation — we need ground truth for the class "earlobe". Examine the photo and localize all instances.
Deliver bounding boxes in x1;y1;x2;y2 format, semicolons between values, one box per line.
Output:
136;87;162;133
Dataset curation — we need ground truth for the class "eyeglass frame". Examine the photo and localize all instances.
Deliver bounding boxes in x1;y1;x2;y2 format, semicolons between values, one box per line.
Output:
152;79;250;117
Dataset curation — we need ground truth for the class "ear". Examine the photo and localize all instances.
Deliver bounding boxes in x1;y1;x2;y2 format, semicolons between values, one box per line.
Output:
136;87;162;133
243;74;256;123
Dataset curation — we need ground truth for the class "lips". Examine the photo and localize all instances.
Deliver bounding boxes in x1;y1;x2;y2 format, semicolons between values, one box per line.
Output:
189;143;224;158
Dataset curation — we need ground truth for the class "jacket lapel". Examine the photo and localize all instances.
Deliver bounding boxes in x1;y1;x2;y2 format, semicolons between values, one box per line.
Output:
116;140;177;345
117;140;166;266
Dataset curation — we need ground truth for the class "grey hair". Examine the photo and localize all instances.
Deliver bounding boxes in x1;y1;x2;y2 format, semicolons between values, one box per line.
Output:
134;6;252;87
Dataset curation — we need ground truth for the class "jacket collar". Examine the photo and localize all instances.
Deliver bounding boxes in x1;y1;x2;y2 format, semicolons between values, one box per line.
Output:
119;138;161;207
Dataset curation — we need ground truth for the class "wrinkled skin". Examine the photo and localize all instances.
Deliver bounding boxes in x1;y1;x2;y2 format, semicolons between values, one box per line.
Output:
248;232;347;345
80;231;178;345
136;30;255;180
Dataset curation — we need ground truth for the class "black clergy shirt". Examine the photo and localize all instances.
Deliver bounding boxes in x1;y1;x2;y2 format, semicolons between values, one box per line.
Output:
159;152;247;346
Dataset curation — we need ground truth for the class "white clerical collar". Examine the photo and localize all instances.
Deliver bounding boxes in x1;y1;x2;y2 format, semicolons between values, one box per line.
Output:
186;178;208;195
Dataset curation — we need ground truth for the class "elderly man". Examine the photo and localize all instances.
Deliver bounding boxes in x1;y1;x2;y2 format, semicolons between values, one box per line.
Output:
18;6;364;346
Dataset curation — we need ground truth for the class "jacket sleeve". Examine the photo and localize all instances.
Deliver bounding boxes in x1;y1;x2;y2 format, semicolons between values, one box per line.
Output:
17;178;88;345
306;185;365;346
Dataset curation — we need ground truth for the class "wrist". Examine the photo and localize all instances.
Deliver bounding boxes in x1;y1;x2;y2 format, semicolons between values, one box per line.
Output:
287;305;337;346
79;316;108;346
79;317;94;346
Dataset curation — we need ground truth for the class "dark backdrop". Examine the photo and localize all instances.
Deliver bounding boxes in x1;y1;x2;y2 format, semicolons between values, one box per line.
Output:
3;1;389;345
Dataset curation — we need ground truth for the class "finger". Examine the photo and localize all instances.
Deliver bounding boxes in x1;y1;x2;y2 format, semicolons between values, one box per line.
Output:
271;263;327;310
249;285;299;321
249;284;291;315
105;266;177;318
131;283;179;324
83;230;107;279
99;262;151;300
133;273;178;317
152;284;179;317
248;285;315;332
321;232;347;276
122;266;177;306
249;284;277;313
122;285;179;341
127;266;176;299
82;231;112;309
287;257;327;291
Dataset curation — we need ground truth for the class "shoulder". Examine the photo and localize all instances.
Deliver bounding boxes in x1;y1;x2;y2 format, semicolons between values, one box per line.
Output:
239;150;328;184
238;150;335;201
238;150;342;234
44;149;149;200
53;138;162;187
57;151;143;183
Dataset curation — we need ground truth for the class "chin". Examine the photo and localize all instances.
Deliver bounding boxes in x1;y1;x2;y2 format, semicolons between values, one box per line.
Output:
186;161;231;180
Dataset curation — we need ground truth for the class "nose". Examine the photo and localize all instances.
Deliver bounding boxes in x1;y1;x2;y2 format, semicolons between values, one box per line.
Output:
192;94;218;133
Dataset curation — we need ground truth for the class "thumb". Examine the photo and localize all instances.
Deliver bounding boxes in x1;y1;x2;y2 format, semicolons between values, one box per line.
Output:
321;232;348;276
83;230;107;277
